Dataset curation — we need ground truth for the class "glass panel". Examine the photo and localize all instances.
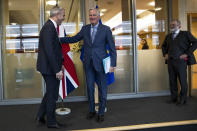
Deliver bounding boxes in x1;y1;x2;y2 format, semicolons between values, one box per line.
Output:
1;0;42;99
45;0;85;96
136;0;169;92
98;0;134;94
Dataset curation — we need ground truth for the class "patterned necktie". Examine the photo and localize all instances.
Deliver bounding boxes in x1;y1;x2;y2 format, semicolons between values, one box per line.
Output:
91;26;96;43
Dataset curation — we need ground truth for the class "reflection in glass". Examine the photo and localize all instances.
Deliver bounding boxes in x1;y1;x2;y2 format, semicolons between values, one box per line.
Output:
6;24;39;53
6;39;21;50
61;22;83;35
22;24;39;37
136;0;169;92
23;38;38;52
6;25;20;37
1;0;42;99
98;0;134;94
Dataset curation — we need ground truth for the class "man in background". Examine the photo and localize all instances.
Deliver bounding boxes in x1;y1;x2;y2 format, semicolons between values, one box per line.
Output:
36;6;65;128
60;8;117;122
162;19;197;105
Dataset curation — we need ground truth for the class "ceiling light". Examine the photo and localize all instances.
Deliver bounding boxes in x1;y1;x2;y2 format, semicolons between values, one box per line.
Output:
149;1;155;6
155;7;162;11
46;0;56;5
136;10;146;15
100;9;107;12
100;12;104;16
11;23;17;25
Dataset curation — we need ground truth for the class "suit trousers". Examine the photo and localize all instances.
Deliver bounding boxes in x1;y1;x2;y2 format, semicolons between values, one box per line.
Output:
37;74;60;125
85;60;107;115
167;58;188;101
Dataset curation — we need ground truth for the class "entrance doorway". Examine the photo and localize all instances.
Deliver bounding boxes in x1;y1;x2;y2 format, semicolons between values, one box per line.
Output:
187;13;197;95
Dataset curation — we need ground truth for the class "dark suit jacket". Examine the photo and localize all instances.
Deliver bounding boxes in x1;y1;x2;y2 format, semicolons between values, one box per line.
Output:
162;31;197;65
37;20;63;74
60;24;117;71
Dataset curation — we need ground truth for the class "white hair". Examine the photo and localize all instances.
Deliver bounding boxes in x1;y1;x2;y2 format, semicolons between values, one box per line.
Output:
89;8;100;16
50;6;64;17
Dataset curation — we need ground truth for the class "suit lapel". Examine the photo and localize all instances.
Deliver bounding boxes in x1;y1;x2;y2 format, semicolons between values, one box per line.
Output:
170;33;173;39
87;25;92;46
48;20;61;45
175;31;182;39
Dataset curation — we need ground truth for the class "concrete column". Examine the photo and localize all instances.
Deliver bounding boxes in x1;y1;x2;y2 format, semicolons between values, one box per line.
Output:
121;0;130;21
172;0;178;20
178;0;187;30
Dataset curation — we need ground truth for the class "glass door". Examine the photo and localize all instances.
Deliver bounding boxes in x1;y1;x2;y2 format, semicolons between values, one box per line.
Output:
1;0;42;99
136;0;169;92
98;0;134;94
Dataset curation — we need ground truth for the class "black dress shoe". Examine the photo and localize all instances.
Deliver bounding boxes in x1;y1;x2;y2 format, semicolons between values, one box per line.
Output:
176;100;187;106
86;112;96;120
35;117;45;126
47;123;61;129
96;115;104;123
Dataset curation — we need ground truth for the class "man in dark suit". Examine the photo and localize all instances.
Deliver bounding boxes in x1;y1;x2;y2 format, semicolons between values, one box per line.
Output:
36;6;65;128
60;8;117;122
162;19;197;105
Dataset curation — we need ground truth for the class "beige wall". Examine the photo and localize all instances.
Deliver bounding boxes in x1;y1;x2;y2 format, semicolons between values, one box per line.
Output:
178;0;187;30
173;0;197;30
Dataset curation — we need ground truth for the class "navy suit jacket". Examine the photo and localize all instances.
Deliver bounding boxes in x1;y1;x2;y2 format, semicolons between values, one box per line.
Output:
37;20;63;74
60;24;117;71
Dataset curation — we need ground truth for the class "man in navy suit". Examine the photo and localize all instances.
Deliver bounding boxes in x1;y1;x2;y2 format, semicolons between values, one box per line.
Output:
36;6;65;128
60;8;117;122
162;19;197;105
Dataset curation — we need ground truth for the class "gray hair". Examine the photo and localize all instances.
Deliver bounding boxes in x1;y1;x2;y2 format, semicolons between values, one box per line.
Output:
89;8;100;16
50;6;64;17
172;19;181;26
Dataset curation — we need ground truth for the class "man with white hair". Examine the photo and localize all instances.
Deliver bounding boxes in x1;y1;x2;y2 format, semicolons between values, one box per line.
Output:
162;19;197;105
60;8;117;122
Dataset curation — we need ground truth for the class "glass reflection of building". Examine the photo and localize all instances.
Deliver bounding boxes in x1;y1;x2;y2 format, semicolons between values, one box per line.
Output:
6;24;39;53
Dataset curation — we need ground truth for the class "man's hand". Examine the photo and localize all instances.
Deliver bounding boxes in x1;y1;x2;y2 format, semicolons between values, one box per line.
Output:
56;70;63;80
109;67;115;73
180;54;188;59
164;54;168;60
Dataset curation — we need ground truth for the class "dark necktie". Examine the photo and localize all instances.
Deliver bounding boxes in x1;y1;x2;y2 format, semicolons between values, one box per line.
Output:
57;25;59;35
